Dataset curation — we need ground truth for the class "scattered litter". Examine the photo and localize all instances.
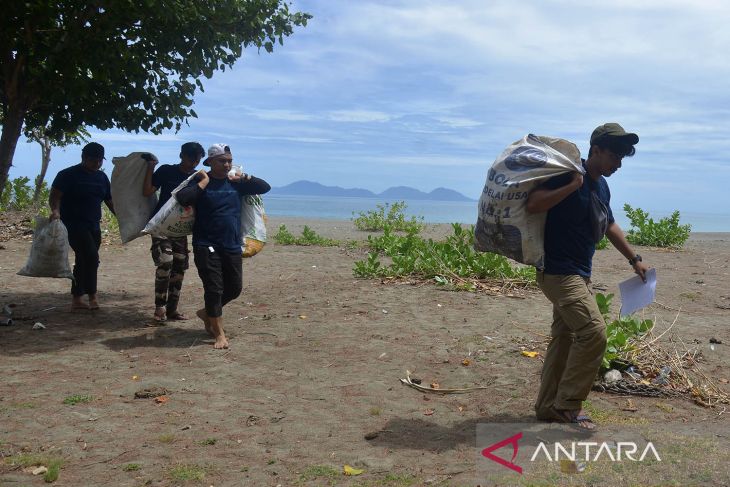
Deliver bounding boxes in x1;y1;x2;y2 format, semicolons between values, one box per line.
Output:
560;460;586;474
311;265;317;268
604;369;622;384
621;399;638;412
423;408;435;416
134;387;169;399
181;425;191;430
41;306;57;312
710;338;722;344
0;317;12;326
155;396;169;404
3;304;13;316
382;309;388;314
437;304;442;308
521;351;539;358
132;375;139;380
652;366;671;386
461;359;471;366
32;322;46;330
343;465;364;476
32;466;48;476
298;315;307;319
378;352;387;359
483;336;494;341
400;370;489;394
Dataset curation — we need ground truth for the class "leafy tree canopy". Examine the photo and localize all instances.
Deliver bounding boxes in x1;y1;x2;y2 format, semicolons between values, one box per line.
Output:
0;0;310;190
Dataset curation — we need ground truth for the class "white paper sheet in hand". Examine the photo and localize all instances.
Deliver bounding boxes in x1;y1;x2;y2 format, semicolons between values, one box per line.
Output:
618;268;657;317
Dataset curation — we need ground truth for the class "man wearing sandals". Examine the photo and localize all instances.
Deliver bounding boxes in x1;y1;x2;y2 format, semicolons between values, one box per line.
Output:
526;123;649;430
142;142;206;322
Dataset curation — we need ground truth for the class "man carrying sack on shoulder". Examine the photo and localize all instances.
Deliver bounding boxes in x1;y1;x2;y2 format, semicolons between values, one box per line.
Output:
175;144;270;350
526;123;650;430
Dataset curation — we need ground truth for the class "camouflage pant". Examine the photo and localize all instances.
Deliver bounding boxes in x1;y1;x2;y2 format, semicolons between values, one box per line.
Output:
150;236;189;312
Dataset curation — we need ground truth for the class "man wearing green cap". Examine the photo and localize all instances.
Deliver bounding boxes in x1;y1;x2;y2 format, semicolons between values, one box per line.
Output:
526;123;650;430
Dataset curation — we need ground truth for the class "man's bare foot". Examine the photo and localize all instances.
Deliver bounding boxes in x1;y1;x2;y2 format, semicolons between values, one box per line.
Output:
154;306;167;322
72;297;88;310
88;295;100;310
166;311;188;321
214;335;229;349
196;309;213;337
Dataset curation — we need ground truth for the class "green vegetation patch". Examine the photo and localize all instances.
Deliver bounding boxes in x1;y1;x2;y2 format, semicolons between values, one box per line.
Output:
168;463;206;481
352;201;424;233
624;204;691;248
62;394;93;405
272;224;342;246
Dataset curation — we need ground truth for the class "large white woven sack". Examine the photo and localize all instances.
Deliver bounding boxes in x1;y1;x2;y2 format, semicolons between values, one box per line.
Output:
111;152;159;243
17;216;73;279
142;173;197;237
474;134;583;267
241;194;267;257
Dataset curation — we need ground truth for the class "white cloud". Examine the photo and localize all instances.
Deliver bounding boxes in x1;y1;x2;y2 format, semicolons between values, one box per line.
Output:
327;110;392;123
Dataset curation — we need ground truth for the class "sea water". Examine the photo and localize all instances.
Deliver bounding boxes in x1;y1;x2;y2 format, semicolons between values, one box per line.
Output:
263;195;730;233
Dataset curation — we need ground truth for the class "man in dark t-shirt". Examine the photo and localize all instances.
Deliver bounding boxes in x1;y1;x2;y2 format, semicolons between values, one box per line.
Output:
142;142;205;322
50;142;115;310
526;123;650;430
176;143;271;349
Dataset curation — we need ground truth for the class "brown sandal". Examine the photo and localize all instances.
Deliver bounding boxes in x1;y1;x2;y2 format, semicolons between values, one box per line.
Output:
550;407;597;431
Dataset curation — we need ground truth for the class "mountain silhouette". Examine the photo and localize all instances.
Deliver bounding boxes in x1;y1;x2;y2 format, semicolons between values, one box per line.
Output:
270;180;475;201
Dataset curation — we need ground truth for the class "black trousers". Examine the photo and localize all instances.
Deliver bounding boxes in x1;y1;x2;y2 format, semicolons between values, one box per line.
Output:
67;228;102;297
193;246;242;318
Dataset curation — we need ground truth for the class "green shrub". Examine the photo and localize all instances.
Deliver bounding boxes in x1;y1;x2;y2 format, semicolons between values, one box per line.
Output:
595;292;654;371
354;223;534;286
352;201;424;233
1;177;33;211
595;236;609;250
272;224;341;246
623;204;691;248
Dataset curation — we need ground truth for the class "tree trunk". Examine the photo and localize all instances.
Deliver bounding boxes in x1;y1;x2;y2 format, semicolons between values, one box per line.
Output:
33;138;52;203
0;102;26;198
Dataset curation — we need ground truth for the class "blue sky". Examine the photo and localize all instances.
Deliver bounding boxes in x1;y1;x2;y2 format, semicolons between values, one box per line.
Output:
9;0;730;219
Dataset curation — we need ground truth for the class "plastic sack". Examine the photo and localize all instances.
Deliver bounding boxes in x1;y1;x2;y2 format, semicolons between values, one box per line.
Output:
17;216;73;279
111;152;159;243
474;134;583;267
241;194;267;258
142;173;197;237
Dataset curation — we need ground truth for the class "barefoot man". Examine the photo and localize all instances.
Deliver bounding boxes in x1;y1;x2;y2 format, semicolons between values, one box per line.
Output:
526;123;649;430
142;142;205;322
49;142;115;310
175;143;270;349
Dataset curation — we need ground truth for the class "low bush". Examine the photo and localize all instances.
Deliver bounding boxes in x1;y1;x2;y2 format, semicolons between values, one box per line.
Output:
354;223;534;289
272;224;341;246
595;292;654;371
623;204;691;248
352;201;424;233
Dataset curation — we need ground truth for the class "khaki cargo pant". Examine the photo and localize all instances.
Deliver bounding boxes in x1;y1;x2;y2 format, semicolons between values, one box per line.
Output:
535;271;607;417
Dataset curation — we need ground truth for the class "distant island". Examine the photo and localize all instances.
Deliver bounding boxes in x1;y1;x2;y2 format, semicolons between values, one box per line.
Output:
269;180;476;202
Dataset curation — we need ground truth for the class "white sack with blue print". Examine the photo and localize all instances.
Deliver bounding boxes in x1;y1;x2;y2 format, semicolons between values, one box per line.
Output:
474;134;583;267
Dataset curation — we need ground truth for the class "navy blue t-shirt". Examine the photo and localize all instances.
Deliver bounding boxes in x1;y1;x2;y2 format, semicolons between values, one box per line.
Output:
176;175;271;253
52;164;112;232
543;164;614;277
151;164;195;215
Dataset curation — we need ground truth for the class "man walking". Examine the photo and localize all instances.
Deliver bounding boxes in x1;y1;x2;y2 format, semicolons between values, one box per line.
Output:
142;142;205;322
176;144;270;349
526;123;649;430
49;142;115;310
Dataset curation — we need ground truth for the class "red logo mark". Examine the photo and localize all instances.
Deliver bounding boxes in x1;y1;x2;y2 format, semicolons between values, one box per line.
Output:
481;432;523;474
